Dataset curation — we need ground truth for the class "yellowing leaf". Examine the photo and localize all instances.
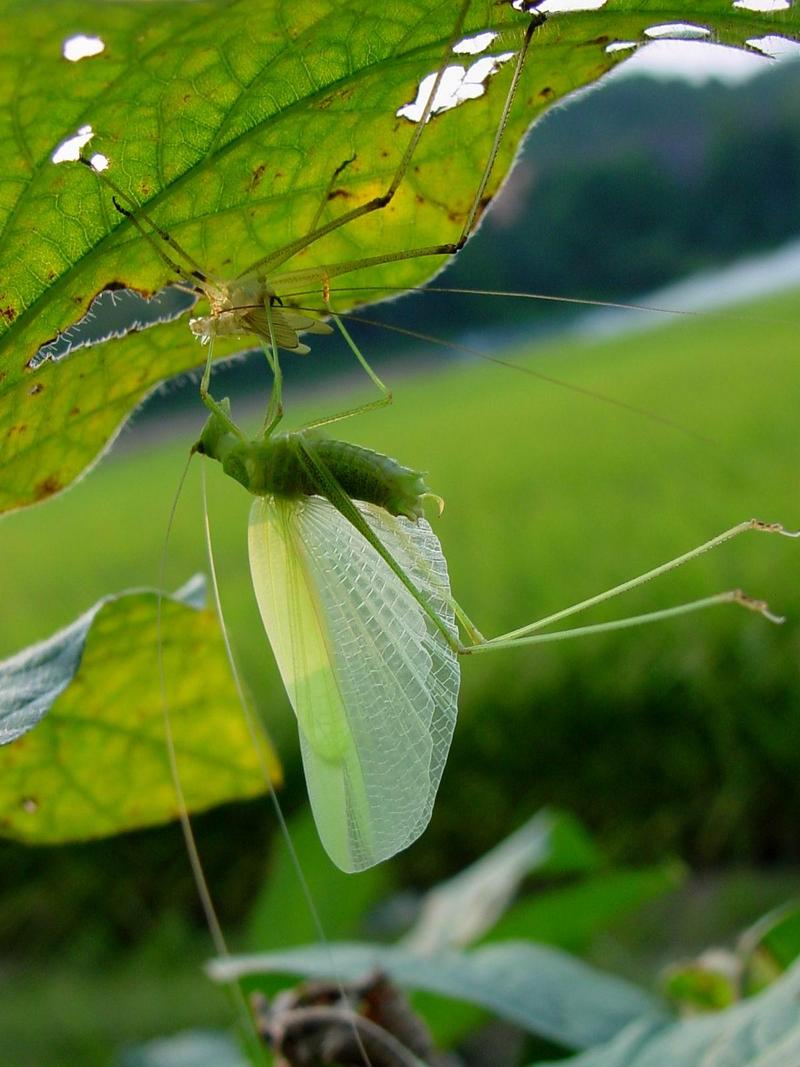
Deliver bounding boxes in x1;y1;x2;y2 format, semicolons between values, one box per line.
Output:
0;577;278;843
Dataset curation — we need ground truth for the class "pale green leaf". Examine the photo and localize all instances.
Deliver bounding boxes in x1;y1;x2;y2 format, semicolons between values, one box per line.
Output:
536;957;800;1067
208;940;665;1050
118;1031;248;1067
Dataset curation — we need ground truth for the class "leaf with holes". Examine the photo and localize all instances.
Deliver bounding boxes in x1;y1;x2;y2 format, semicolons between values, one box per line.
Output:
1;0;798;513
0;576;278;844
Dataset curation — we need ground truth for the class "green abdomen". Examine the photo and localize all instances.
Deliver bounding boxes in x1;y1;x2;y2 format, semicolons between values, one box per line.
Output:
309;438;429;521
230;434;430;521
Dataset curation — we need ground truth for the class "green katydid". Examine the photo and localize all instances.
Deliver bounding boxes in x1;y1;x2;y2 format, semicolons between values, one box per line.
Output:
187;307;797;871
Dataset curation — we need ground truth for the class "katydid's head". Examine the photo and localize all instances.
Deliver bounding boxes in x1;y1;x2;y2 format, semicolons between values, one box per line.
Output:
192;404;289;497
192;400;234;460
193;408;254;493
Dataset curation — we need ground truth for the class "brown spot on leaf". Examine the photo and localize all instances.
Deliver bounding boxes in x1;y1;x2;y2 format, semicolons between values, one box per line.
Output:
249;163;266;190
327;188;352;202
6;423;27;438
586;35;610;46
27;383;45;396
47;269;57;281
21;797;39;814
0;305;16;323
316;86;354;110
69;405;80;417
539;86;554;99
73;295;84;305
0;370;6;384
35;475;61;500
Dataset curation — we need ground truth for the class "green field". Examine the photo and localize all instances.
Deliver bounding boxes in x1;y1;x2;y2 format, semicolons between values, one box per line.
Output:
2;287;800;1065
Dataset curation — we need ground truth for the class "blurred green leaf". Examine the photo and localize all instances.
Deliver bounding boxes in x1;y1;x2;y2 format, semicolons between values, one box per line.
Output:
488;864;684;953
118;1030;248;1067
2;1;797;512
662;953;739;1014
539;957;800;1067
245;807;391;951
0;577;276;843
209;941;665;1050
740;899;800;994
405;808;599;953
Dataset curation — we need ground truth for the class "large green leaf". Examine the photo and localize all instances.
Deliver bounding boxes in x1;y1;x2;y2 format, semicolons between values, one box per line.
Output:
1;1;798;513
0;577;277;843
537;956;800;1067
487;863;684;954
208;940;665;1050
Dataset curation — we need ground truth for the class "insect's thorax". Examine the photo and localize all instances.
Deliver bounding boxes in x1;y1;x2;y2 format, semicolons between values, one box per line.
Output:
195;414;431;521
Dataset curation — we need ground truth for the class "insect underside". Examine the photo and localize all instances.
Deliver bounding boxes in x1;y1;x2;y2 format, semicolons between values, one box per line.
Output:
188;275;332;355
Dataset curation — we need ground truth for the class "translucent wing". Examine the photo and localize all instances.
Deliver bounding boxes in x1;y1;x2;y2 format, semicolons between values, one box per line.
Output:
248;495;460;872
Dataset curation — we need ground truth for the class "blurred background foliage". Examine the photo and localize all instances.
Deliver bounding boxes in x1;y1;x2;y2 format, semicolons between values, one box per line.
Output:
2;56;800;1066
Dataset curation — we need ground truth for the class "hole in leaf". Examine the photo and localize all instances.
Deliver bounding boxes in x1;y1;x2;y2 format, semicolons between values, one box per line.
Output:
51;124;94;165
612;39;777;83
645;23;712;40
62;34;105;62
29;286;197;369
453;32;498;56
747;34;800;58
606;40;638;53
526;0;606;11
734;0;790;10
397;53;515;122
